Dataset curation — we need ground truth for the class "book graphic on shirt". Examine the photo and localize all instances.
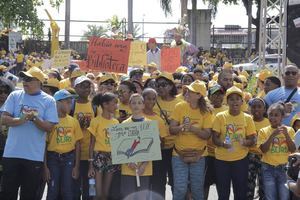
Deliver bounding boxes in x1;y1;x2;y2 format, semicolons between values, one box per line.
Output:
225;124;243;151
117;136;154;158
108;121;162;164
271;137;288;153
56;127;72;144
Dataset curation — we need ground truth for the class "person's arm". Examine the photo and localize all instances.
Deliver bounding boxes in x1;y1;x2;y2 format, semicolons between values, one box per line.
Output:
32;116;56;132
88;135;95;178
288;153;300;196
282;127;296;153
1;112;27;127
260;129;280;153
169;119;184;135
212;130;232;149
72;141;81;179
241;134;256;147
190;126;211;140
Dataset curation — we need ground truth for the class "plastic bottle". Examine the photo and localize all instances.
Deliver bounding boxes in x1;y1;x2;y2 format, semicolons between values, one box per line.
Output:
89;178;96;196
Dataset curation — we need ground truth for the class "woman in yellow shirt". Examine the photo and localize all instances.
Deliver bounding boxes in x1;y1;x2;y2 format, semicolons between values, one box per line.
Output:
247;98;270;200
45;90;83;200
87;92;119;200
169;80;213;200
258;103;296;200
212;86;256;200
142;88;169;198
117;81;136;123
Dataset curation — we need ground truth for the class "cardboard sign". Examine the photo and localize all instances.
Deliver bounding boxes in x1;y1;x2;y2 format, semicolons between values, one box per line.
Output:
108;121;162;165
53;50;71;68
8;32;22;51
128;41;147;67
161;47;181;73
87;37;130;73
72;60;88;71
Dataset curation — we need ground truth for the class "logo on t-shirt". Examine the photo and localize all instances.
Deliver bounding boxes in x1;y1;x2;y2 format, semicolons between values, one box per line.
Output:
271;136;288;153
56;127;72;144
76;112;92;129
20;104;39;117
225;124;243;142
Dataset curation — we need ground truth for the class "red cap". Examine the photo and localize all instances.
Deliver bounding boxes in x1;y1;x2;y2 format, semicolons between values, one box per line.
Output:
148;38;156;44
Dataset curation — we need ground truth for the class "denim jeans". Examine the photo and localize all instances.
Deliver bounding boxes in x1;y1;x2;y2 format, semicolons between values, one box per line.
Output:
172;156;206;200
46;151;75;200
215;157;249;200
261;162;289;200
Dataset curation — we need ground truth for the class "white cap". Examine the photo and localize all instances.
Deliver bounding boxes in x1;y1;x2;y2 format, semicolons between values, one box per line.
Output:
74;75;92;87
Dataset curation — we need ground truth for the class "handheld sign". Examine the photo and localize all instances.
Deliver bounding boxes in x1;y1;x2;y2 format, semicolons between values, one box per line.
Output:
53;50;71;68
108;121;162;165
87;37;131;73
161;47;181;73
128;41;147;67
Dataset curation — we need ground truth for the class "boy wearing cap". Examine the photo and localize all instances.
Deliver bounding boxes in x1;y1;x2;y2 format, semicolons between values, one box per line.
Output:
45;89;83;200
72;75;96;200
147;38;161;69
212;86;256;200
0;67;59;200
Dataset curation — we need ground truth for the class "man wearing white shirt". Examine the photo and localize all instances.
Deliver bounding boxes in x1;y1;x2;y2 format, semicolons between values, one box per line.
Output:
146;38;161;70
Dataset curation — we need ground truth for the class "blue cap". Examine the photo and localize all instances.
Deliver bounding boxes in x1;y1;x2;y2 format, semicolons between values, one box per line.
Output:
54;89;77;101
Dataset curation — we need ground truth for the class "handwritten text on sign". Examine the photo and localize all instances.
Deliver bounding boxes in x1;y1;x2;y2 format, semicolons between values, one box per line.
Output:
87;37;131;73
53;50;71;68
108;121;162;165
128;41;147;67
161;47;181;73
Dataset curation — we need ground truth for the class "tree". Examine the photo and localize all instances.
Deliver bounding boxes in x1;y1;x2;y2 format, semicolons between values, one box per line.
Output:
0;0;63;38
81;25;108;40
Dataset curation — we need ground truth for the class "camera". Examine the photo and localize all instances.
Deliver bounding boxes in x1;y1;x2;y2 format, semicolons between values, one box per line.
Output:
286;156;300;181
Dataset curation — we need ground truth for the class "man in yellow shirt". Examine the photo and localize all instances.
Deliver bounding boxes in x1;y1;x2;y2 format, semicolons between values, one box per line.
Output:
15;51;24;76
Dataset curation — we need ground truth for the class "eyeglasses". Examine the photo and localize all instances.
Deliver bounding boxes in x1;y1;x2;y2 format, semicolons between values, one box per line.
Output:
22;76;35;82
285;71;298;76
157;82;169;88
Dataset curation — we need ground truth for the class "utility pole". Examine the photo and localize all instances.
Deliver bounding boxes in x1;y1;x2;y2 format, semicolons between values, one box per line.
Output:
191;0;197;45
247;0;252;60
128;0;133;34
65;0;70;48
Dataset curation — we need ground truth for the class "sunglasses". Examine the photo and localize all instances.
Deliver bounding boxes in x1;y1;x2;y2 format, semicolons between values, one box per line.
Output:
157;82;169;88
285;71;298;76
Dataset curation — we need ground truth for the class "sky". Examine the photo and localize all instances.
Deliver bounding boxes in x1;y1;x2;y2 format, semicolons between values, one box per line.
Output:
37;0;257;42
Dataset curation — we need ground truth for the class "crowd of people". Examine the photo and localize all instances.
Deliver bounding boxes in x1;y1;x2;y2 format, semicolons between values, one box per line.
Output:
0;33;299;200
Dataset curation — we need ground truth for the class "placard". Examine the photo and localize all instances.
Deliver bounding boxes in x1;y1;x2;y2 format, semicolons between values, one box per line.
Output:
53;50;71;68
128;41;147;67
161;47;181;73
8;32;22;51
87;37;130;73
108;121;162;165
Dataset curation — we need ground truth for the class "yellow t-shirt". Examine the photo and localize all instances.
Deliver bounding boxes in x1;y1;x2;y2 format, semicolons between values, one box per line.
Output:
154;96;183;149
87;115;119;152
143;113;169;138
176;93;185;101
117;102;132;119
121;117;152;176
207;105;228;157
170;101;213;156
212;111;256;161
257;125;295;166
16;54;24;63
249;118;270;154
59;78;71;89
257;90;265;98
47;115;83;153
74;101;95;160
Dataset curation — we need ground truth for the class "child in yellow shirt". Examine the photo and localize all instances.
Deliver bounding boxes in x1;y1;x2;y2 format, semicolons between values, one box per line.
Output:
258;102;296;200
87;92;119;199
45;89;83;200
212;86;256;200
121;94;152;199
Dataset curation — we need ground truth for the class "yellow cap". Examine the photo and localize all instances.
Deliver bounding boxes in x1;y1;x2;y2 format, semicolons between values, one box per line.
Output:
19;66;47;82
142;73;151;82
212;73;219;81
223;62;233;69
233;82;243;90
43;78;60;88
147;62;157;68
156;72;174;82
98;73;116;84
291;112;300;127
0;65;7;71
256;69;272;82
176;66;189;73
183;80;207;97
225;86;244;99
238;75;247;83
70;69;85;79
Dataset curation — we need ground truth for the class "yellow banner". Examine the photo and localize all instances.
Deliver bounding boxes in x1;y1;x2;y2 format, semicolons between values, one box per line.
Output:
53;50;71;68
128;41;147;67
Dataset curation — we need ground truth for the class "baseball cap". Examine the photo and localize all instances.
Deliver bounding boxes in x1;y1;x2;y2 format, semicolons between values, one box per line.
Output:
156;72;174;82
225;86;244;99
256;69;272;82
43;78;60;89
70;69;85;79
208;84;224;96
99;73;116;84
74;75;93;87
19;67;47;82
223;62;233;69
54;89;77;101
129;68;144;78
148;38;157;43
183;80;207;97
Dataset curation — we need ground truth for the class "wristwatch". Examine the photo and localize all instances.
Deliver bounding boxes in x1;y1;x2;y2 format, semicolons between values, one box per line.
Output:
31;116;37;122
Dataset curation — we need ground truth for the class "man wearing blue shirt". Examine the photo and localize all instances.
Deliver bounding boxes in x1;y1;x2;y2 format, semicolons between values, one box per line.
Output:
265;65;300;125
0;67;58;200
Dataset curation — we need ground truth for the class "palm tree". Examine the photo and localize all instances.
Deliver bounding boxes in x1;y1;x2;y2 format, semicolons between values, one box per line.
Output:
81;25;108;40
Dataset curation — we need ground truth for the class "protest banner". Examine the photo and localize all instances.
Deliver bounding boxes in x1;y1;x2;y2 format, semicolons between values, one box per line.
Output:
161;47;181;73
87;37;131;73
108;120;161;165
8;32;22;51
72;60;88;71
53;50;71;68
128;41;147;67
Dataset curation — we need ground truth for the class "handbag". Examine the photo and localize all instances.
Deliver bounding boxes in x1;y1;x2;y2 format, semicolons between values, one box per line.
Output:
174;147;205;163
